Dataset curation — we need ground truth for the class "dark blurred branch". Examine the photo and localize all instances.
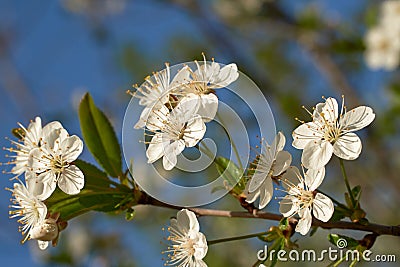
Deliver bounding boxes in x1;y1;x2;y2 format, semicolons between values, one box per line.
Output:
298;37;361;106
162;0;276;93
166;0;360;105
259;2;361;106
0;31;40;119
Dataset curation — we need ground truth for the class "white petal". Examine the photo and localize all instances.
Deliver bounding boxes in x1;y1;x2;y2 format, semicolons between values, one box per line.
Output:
183;115;206;147
25;171;49;201
313;193;334;222
272;150;292;176
272;131;286;152
163;153;177;171
333;133;362;160
292;122;321;149
257;179;274;209
211;63;239;88
42;121;63;137
134;107;151;129
247;171;270;193
44;128;68;151
36;171;57;200
146;133;167;163
340;106;375;132
170;65;191;88
11;151;30;175
198;93;219;122
58;165;85;195
25;117;42;145
279;196;299;217
195;60;220;83
313;97;338;125
37;240;49;250
193;259;208;267
162;140;185;170
61;135;83;162
301;139;333;170
245;177;274;209
296;207;312;235
304;167;325;191
145;105;170;131
172;94;200;122
281;166;303;192
177;209;200;233
29;148;49;173
193;232;208;261
245;184;260;204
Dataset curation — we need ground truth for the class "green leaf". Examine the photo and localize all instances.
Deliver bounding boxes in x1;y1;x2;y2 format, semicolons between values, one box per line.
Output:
328;234;359;249
214;156;245;195
344;192;353;208
279;217;289;231
351;185;362;201
78;192;127;212
45;189;87;220
74;159;113;189
269;238;285;267
79;93;122;178
330;207;347;222
46;188;129;220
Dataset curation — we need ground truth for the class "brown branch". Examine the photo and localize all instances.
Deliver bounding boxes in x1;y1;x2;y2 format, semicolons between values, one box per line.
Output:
139;194;400;237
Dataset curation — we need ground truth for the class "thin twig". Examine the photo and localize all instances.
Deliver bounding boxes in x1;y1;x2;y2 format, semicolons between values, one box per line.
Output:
141;194;400;237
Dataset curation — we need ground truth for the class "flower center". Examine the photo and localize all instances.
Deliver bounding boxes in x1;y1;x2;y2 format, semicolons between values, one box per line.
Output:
298;189;314;207
319;112;341;143
323;124;341;143
50;156;66;174
378;39;389;51
190;81;211;94
178;125;187;140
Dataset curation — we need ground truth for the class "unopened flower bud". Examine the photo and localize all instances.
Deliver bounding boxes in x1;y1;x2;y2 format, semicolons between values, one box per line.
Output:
30;218;58;241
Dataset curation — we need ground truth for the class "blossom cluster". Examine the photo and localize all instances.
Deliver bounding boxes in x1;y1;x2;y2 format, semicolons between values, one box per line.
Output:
5;117;84;249
364;0;400;70
163;95;375;266
245;96;374;235
130;54;239;170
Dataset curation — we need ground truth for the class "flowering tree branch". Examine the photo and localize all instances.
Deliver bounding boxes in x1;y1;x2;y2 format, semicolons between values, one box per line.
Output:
139;193;400;237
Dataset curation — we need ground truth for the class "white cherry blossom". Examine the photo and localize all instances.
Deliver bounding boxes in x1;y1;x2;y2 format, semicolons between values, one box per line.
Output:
7;181;47;243
279;166;333;235
163;209;208;267
29;127;84;199
364;25;400;71
146;99;206;170
292;96;375;170
245;132;292;209
176;54;239;122
5;117;63;176
381;0;400;32
130;63;190;129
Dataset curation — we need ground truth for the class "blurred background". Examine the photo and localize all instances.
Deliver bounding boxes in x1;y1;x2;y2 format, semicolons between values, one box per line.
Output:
0;0;399;266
